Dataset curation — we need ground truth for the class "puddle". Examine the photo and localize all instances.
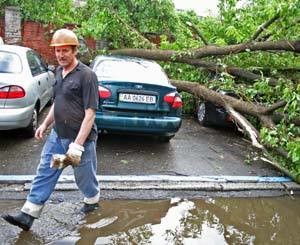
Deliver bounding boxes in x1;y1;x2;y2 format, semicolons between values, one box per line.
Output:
51;197;300;244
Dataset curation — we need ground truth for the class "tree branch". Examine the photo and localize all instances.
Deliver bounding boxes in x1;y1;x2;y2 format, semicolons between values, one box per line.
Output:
225;104;264;149
259;115;276;128
192;40;300;58
169;79;298;181
272;113;300;126
257;33;272;42
110;47;286;85
170;79;272;116
251;13;280;41
109;9;156;49
249;67;300;73
262;100;287;114
110;40;300;60
185;21;209;45
181;58;278;85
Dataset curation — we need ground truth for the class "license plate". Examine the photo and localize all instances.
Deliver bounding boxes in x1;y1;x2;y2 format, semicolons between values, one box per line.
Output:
119;93;156;104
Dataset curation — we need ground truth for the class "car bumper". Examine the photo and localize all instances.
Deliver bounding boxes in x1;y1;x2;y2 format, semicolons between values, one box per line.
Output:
0;105;34;130
95;113;182;135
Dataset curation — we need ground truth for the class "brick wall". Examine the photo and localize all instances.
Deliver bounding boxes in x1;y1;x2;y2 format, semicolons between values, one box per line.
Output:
85;37;96;50
0;17;4;38
22;21;96;64
22;21;56;64
1;17;96;65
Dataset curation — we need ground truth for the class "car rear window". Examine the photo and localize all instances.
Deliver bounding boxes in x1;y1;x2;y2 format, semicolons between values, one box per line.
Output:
94;59;169;84
0;51;22;73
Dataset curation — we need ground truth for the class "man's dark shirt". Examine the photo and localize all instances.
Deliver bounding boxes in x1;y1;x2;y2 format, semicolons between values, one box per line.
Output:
53;61;98;141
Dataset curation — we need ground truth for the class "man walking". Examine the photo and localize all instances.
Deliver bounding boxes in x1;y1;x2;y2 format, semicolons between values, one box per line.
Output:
2;29;100;231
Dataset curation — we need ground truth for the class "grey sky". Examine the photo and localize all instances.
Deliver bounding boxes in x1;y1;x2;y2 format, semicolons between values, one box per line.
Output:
173;0;219;16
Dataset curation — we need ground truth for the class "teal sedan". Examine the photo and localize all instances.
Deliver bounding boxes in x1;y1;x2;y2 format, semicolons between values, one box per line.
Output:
90;55;182;142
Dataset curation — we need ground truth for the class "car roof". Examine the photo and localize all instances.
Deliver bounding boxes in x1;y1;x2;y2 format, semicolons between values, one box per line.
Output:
0;44;31;54
93;55;157;65
92;55;171;85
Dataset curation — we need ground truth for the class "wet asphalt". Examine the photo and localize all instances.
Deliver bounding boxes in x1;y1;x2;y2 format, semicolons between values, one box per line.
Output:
0;107;293;203
0;107;281;177
0;108;299;244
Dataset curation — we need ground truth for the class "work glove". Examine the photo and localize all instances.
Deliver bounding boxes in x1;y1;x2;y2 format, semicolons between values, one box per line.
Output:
65;142;85;166
50;154;67;169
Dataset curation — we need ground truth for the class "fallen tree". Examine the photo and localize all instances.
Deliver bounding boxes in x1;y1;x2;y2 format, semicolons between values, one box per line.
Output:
3;0;299;182
110;41;299;86
171;79;299;182
110;39;300;60
110;42;299;182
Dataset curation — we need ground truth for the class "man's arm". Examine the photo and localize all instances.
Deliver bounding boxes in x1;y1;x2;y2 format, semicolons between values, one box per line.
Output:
74;108;96;146
35;104;55;140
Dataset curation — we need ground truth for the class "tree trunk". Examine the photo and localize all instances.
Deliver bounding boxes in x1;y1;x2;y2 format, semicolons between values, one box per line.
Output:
170;79;279;117
110;48;280;85
110;40;300;59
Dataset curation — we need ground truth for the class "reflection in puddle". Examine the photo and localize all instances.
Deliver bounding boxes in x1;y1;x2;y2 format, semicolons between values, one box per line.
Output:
55;197;300;244
85;216;118;229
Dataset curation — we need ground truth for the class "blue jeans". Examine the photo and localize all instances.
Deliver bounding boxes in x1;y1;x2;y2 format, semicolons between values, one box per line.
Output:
27;129;99;206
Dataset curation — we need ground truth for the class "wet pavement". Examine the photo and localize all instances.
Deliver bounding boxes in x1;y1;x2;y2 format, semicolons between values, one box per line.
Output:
98;119;281;177
1;108;299;244
0;106;281;177
1;197;300;244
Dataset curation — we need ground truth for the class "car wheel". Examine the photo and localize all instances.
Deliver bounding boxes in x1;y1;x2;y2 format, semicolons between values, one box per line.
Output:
24;108;38;137
197;102;210;126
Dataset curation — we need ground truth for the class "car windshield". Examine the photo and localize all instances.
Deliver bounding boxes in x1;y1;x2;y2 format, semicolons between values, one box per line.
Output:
0;51;22;73
94;59;169;84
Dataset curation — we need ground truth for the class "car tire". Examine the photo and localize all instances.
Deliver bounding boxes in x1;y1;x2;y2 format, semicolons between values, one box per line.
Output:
24;108;38;137
197;102;211;126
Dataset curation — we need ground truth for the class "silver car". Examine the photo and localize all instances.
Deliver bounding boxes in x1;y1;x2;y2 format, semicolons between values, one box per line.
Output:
0;45;55;137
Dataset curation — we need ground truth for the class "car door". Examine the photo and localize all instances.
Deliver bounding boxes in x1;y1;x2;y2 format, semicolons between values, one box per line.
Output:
26;51;49;110
33;52;54;107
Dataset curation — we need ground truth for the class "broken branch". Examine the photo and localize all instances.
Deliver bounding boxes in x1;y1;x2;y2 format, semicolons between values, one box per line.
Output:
110;48;279;85
110;40;300;60
262;100;287;114
251;13;280;41
225;104;264;149
185;21;209;45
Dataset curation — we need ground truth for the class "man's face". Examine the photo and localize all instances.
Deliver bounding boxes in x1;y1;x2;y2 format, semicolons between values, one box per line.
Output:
55;45;77;68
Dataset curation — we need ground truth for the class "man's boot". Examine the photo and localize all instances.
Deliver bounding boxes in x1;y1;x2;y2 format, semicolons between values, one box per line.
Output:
81;203;99;214
2;212;34;231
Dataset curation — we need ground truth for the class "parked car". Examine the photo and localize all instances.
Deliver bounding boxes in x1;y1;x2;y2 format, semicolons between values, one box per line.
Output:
196;90;239;128
0;45;55;136
90;55;182;142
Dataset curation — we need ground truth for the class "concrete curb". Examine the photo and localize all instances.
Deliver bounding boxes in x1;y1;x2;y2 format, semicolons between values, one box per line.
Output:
0;175;299;192
0;174;294;184
22;181;300;191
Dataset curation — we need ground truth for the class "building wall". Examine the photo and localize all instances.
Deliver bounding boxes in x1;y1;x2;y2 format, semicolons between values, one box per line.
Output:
22;21;56;64
4;6;22;45
0;17;96;64
0;17;4;38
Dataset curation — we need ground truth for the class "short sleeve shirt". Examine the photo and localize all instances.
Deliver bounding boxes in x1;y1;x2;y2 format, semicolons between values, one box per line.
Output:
53;61;98;141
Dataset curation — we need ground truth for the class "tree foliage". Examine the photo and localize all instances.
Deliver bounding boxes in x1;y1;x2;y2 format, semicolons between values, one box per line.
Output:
0;0;78;25
1;0;299;178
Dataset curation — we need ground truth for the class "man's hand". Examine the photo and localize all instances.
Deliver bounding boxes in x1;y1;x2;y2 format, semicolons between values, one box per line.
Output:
51;154;67;169
65;142;85;166
35;123;47;140
35;104;55;140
